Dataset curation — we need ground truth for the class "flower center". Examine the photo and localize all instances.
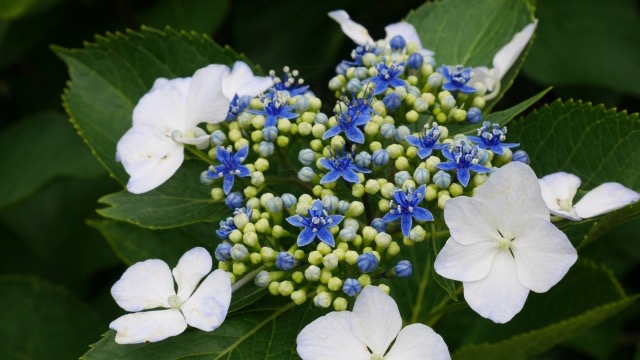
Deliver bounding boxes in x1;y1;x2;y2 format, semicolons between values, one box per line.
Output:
557;198;573;211
168;294;183;309
370;354;384;360
498;237;512;251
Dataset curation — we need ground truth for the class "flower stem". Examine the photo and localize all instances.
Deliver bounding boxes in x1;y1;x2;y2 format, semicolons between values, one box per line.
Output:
231;265;265;293
185;145;215;165
410;223;438;323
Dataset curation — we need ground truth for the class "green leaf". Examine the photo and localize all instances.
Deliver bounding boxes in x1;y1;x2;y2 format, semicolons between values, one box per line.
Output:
0;275;104;360
508;100;640;246
439;261;637;359
137;0;229;36
406;0;535;107
82;296;322;359
53;26;257;185
578;202;640;249
0;111;104;210
0;0;63;20
523;0;640;98
87;218;211;265
97;162;226;229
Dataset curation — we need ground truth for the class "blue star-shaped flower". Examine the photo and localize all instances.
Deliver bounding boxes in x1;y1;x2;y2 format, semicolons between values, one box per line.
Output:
383;185;433;238
436;140;491;187
367;59;408;95
207;145;251;194
271;66;309;97
405;123;446;159
216;207;252;239
467;121;519;155
226;94;252;121
250;89;299;128
319;146;371;184
286;200;344;247
439;65;477;94
323;92;374;143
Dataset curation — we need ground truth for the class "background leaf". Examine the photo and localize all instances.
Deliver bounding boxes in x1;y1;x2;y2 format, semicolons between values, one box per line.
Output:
136;0;229;36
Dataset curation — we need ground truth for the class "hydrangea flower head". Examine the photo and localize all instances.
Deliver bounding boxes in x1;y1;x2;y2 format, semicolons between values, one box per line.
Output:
296;286;450;359
207;145;251;194
323;92;374;143
383;184;433;237
538;172;640;221
439;65;477;94
437;140;492;187
109;247;231;344
287;200;344;247
405;122;446;159
467;121;519;155
222;61;273;120
116;65;230;194
434;162;578;323
319;145;371;184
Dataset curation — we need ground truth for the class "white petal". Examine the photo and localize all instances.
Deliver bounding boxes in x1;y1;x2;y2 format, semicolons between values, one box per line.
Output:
574;182;640;218
444;196;501;245
511;219;577;293
109;309;187;344
181;269;231;332
185;64;230;128
350;286;401;355
464;251;529;323
132;76;191;129
296;311;370;360
384;22;434;56
492;20;538;82
434;237;499;282
475;162;549;237
173;247;213;300
173;127;210;149
385;324;451;360
328;10;374;45
223;61;273;99
116;124;184;194
471;66;495;92
111;259;175;312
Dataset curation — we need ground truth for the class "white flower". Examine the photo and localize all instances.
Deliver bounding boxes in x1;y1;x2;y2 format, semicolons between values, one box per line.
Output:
116;64;230;194
539;172;640;221
434;162;577;323
109;247;231;344
472;20;538;99
328;10;435;57
222;61;274;100
296;286;450;360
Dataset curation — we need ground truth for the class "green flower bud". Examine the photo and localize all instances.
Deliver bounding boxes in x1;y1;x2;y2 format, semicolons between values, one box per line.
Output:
449;183;464;197
438;194;451;209
387;241;401;257
339;227;356;242
229;229;243;243
268;281;280;296
317;242;332;256
277;135;289;147
253;218;270;234
345;250;359;265
365;179;380;194
244;186;258;199
278;281;294;297
362;226;378;244
320;268;333;284
347;201;365;217
311;123;326;139
352;183;365;197
425;185;438;201
333;297;348;311
294;249;306;261
386;144;404;159
378;199;390;213
395;156;410;171
255;270;272;287
414;98;429;113
308;251;323;265
242;232;259;248
323;253;339;270
375;232;392;250
328;277;343;291
298;122;312;136
249;253;262;264
406;110;419;123
211;188;224;201
305;265;321;281
313;292;333;308
230;243;249;262
260;247;277;262
291;271;304;284
358;274;371;287
291;289;308;305
472;96;486;109
380;183;396;199
233;212;250;230
227;272;236;285
232;262;247;276
250;171;265;187
243;222;256;234
369;140;383;152
254;158;269;172
409;226;427;243
452;109;467;122
378;284;391;295
218;261;231;271
472;173;488;187
329;76;346;91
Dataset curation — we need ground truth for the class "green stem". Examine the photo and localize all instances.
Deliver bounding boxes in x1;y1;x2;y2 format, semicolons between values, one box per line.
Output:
410;222;437;323
424;285;464;327
185;145;214;165
231;265;265;293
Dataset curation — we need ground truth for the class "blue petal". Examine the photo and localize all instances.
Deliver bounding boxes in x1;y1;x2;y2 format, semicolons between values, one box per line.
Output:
235;146;249;161
320;170;342;184
470;164;492;173
383;211;401;222
318;158;335;171
389;78;408;88
436;162;458;171
439;66;451;78
297;227;316;246
441;147;454;161
236;165;251;177
310;200;324;212
400;214;412;237
286;215;305;227
326;214;344;227
265;115;277;128
490;145;504;155
322;125;343;140
216;146;229;163
223;174;235;194
414;184;426;202
502;142;520;149
345;126;365;144
466;136;484;144
405;135;421;147
316;227;335;247
442;83;458;92
412;207;434;222
459;85;477;94
351;164;371;174
342;168;360;183
457;168;470;187
393;189;407;205
352;114;372;127
417;147;432;159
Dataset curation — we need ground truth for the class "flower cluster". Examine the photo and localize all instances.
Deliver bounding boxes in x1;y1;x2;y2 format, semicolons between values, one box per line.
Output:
105;9;639;358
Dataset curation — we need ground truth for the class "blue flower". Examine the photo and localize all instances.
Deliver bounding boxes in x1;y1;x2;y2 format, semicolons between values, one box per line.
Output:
405;123;446;159
439;65;477;94
395;260;413;278
207;146;251;194
357;253;379;273
215;242;232;261
286;200;344;247
276;252;296;270
319;146;371;184
467;121;519;155
367;59;407;95
340;44;379;68
436;140;492;187
226;94;252;121
323;92;374;143
383;185;433;237
342;278;361;297
270;66;309;97
216;206;252;240
250;89;299;128
225;192;243;209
